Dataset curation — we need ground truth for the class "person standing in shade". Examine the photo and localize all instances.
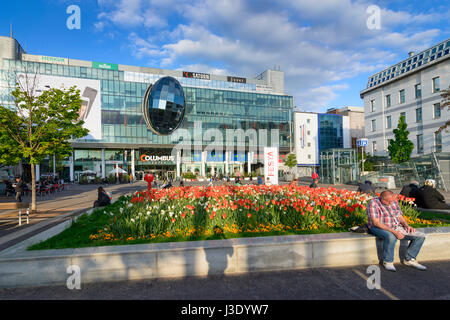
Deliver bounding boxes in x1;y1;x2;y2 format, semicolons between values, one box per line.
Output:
13;176;24;202
367;190;427;272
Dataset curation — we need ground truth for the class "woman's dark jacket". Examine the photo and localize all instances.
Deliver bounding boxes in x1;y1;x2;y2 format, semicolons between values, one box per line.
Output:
416;185;450;209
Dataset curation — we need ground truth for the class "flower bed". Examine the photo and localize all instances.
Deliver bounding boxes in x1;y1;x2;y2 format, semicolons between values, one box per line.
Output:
29;185;449;250
90;185;444;242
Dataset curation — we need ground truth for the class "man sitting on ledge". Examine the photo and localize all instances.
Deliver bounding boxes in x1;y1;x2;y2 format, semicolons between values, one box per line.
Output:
367;190;427;272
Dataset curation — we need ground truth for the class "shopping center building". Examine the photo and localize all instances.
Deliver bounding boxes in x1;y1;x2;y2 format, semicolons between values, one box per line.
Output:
0;36;293;182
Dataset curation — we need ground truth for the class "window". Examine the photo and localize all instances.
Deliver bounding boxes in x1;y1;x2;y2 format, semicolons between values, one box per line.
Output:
386;94;391;108
433;77;440;92
386;115;392;129
415;84;421;99
434;103;441;119
399;89;405;103
416;108;422;122
387;139;393;148
372;141;377;154
371;119;377;132
435;132;442;152
370;99;376;112
400;112;406;121
307;118;310;124
417;135;424;154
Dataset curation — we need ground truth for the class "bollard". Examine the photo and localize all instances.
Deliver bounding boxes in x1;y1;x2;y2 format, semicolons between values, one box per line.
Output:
19;210;22;226
26;209;30;224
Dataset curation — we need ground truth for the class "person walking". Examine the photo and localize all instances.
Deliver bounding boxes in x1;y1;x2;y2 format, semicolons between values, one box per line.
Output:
257;175;263;185
309;179;319;188
366;190;427;272
13;176;24;202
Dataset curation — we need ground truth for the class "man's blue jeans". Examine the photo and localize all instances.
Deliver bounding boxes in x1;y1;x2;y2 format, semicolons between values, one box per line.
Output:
368;226;425;263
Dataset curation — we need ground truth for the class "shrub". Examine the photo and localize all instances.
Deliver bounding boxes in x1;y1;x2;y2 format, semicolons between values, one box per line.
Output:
182;172;196;180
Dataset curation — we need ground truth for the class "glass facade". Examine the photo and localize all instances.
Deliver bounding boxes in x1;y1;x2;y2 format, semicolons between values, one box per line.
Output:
319;148;359;184
318;114;344;151
143;76;186;135
0;58;293;180
1;59;292;147
366;39;450;88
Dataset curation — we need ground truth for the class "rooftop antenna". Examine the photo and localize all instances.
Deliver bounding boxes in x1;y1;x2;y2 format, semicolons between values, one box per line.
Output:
10;21;13;38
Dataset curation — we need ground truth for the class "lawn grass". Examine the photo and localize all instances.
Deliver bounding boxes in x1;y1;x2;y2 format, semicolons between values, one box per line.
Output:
27;205;450;251
28;211;349;250
417;211;450;223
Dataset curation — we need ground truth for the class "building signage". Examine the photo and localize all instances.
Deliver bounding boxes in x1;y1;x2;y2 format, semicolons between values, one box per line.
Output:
264;147;279;185
255;84;274;93
299;124;305;148
92;61;118;70
39;55;68;65
227;76;246;83
18;73;102;140
182;71;210;80
356;138;368;147
140;154;175;162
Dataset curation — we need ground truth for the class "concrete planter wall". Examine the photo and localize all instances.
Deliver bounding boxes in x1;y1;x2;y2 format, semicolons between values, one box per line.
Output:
0;225;449;288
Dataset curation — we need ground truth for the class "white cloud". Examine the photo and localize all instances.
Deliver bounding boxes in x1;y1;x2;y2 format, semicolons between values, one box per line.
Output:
94;0;446;111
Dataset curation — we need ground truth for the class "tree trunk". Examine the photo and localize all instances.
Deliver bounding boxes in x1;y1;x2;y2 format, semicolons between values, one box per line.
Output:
31;163;37;212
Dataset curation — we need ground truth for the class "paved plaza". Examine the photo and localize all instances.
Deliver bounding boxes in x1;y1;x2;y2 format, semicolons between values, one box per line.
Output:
0;181;147;252
0;260;449;300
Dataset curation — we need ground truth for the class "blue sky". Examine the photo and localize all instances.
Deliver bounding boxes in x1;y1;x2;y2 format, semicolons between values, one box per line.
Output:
1;0;449;112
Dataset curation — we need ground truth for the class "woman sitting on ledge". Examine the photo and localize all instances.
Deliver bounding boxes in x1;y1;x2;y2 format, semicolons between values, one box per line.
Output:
94;186;111;208
416;179;450;210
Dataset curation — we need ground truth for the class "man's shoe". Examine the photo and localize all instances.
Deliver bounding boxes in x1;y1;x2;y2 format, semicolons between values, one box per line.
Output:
403;258;427;271
382;261;396;272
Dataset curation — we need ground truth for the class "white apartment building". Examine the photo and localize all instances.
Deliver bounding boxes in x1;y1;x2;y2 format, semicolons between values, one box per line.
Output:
294;111;350;176
360;38;450;157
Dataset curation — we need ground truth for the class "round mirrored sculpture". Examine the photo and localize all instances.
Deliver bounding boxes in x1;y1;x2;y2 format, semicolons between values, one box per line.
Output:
142;76;186;135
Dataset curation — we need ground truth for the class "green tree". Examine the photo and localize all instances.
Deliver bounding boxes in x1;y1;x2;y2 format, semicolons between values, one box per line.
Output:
388;114;414;164
284;153;297;179
284;153;297;169
435;85;450;136
0;74;88;211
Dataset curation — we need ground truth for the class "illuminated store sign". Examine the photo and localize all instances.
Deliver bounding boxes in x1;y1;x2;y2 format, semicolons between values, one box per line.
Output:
140;154;175;162
40;55;68;65
182;71;210;80
92;61;118;70
227;76;246;83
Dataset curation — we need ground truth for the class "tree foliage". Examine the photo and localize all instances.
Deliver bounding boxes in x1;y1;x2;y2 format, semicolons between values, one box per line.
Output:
388;114;414;164
435;85;450;135
284;153;297;168
0;73;89;210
